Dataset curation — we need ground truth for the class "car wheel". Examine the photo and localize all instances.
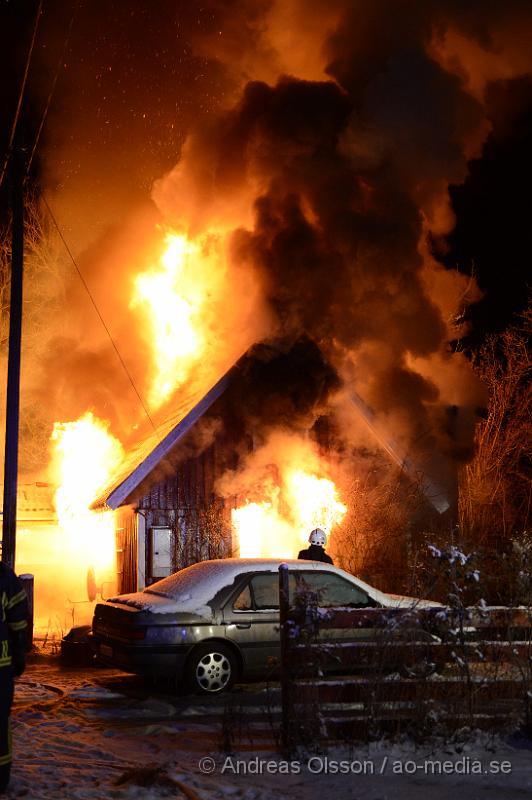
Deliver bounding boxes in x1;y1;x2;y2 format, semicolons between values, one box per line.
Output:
186;643;237;695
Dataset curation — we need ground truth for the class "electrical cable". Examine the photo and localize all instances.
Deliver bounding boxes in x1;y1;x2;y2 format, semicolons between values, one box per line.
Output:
0;0;44;193
42;194;157;432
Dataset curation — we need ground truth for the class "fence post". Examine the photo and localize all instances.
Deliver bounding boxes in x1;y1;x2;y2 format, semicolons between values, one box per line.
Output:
279;563;292;753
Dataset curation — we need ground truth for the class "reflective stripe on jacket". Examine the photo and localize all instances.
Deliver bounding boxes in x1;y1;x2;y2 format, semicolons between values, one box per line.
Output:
0;563;28;669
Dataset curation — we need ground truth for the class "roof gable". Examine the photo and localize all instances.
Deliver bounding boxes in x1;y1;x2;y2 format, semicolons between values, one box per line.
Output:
94;368;232;510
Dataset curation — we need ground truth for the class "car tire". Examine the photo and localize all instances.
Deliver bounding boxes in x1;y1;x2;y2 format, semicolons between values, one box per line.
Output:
186;643;237;695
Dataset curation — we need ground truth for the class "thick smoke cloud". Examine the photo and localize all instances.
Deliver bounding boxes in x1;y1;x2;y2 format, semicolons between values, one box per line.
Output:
154;65;476;474
227;338;341;435
152;0;532;493
11;0;532;492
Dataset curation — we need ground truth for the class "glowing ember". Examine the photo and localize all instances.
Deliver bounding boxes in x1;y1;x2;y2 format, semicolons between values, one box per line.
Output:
131;229;222;410
51;412;124;575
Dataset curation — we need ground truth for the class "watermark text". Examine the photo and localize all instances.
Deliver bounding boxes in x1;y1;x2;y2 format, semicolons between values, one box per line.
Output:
198;755;512;777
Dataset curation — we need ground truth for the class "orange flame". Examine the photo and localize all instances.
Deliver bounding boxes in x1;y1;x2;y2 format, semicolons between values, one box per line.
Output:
230;433;347;558
16;413;125;635
285;469;348;536
131;229;226;410
51;412;124;575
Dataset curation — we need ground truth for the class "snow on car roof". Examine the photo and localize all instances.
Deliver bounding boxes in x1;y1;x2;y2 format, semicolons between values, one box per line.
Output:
141;558;314;611
148;557;344;596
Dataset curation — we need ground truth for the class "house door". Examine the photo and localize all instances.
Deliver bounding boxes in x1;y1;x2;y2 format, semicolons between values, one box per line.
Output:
147;526;173;584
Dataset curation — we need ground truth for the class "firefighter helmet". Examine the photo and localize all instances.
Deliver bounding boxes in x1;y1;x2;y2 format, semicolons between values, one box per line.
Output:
309;528;326;546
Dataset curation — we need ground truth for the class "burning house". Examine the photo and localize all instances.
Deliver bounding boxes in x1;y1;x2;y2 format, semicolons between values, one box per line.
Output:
87;334;464;597
12;203;476;624
8;0;520;627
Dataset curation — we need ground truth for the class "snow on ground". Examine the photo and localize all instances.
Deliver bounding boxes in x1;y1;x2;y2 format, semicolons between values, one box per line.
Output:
4;655;532;800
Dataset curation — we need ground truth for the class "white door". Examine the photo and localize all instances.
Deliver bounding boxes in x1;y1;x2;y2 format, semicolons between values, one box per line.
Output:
150;527;173;580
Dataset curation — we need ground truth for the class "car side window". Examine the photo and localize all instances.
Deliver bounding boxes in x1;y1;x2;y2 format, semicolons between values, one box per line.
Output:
297;572;372;608
233;584;252;611
251;574;281;609
232;573;297;611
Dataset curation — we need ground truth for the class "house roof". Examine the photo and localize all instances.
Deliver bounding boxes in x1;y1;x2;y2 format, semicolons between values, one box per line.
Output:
92;366;234;511
93;347;452;515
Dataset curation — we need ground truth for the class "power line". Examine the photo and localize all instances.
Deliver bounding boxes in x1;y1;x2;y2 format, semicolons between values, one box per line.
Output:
0;0;43;192
42;195;156;432
26;0;81;177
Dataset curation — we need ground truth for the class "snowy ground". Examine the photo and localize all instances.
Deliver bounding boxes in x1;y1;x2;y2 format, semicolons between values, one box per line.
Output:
4;653;532;800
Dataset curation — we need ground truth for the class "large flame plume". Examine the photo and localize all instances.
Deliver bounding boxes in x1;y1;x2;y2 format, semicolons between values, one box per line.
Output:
130;226;272;412
131;230;210;409
51;411;124;573
15;413;124;634
20;0;531;479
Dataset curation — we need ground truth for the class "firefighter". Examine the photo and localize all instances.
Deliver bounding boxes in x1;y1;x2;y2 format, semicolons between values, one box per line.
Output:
0;561;28;795
297;528;334;564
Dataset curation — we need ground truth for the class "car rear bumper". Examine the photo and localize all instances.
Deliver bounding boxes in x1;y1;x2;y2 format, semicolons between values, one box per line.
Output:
90;635;191;679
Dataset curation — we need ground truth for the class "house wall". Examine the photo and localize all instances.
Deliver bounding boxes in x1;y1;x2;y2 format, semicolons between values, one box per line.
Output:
135;440;234;584
115;505;139;595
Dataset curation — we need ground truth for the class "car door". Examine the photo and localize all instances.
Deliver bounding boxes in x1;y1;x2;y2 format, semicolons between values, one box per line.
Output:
294;570;383;672
222;572;296;677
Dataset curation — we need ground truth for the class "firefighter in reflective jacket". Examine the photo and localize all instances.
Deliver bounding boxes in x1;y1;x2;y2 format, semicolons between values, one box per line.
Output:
0;561;28;794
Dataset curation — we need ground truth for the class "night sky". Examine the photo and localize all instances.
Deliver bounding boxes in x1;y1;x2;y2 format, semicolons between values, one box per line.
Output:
0;1;232;228
442;76;532;348
1;0;531;348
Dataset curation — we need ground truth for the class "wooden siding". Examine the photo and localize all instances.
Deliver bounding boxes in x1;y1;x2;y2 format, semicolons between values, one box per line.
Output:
115;507;138;595
137;441;234;574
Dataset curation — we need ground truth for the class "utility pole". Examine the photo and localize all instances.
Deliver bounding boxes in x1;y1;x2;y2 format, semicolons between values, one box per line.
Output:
2;142;24;569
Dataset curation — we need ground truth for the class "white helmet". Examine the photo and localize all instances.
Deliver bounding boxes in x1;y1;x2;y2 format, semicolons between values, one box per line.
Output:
309;528;326;546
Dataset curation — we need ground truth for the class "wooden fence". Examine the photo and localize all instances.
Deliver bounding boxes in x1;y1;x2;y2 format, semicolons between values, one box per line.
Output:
278;565;532;750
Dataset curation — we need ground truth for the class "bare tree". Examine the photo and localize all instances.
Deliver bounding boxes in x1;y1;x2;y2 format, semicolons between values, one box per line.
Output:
333;459;441;595
459;305;531;549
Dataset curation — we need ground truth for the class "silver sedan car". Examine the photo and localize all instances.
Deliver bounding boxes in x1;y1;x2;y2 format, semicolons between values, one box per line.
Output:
91;558;439;694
